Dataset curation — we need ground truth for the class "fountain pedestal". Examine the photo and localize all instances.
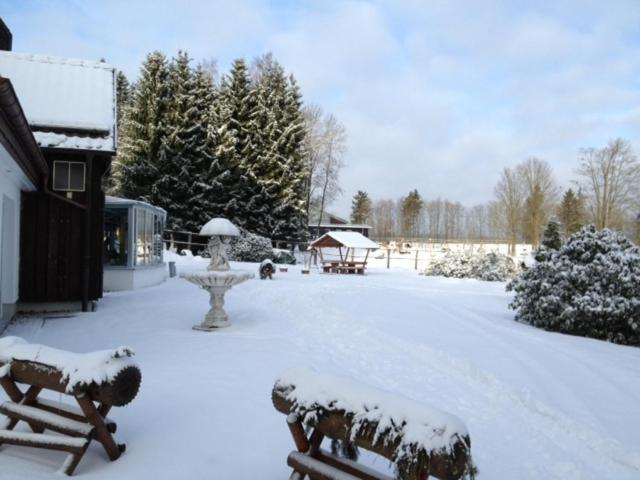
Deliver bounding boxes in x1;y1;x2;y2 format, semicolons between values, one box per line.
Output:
183;271;253;331
180;219;253;331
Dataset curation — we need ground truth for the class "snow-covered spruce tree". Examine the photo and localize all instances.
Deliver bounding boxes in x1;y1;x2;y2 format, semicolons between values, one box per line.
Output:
541;218;562;250
534;218;562;261
507;225;640;346
115;51;170;201
213;60;275;237
249;60;308;242
152;51;214;232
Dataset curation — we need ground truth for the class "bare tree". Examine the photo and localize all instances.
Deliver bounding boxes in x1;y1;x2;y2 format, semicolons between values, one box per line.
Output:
302;104;324;219
518;157;559;246
371;199;397;238
495;167;525;255
314;114;346;228
577;138;640;230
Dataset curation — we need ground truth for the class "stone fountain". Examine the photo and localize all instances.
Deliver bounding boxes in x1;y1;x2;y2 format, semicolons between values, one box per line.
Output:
181;218;253;331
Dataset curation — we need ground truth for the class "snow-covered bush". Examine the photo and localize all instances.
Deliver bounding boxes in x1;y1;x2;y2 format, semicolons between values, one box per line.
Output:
423;251;517;282
272;248;296;265
507;225;640;346
227;229;273;263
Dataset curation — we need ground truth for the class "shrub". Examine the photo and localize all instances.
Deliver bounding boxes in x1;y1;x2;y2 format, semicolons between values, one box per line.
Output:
507;225;640;346
228;229;273;263
423;251;517;282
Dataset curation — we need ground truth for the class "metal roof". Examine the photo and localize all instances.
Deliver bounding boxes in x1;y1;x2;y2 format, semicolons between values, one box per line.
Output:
0;51;116;152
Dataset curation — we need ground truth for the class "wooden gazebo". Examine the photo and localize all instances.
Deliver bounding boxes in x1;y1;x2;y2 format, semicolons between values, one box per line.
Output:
309;231;380;274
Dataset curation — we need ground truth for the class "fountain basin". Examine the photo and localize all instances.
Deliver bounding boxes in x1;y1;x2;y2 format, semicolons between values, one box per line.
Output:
181;270;254;331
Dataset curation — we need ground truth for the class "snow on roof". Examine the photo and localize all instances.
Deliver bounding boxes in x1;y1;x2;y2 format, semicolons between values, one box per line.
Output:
105;195;167;214
310;223;371;229
310;231;380;249
0;51;116;152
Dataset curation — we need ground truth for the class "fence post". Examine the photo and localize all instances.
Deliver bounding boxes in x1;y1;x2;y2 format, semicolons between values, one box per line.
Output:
187;233;192;252
170;231;175;250
414;249;419;270
386;249;391;269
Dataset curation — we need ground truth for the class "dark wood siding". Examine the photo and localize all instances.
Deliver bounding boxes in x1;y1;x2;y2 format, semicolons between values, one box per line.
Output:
19;151;110;303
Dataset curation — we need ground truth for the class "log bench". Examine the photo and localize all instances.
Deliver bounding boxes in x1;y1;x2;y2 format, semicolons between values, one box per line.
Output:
272;368;473;480
0;336;141;475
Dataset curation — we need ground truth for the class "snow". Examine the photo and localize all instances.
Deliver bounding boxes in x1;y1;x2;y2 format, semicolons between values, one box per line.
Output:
0;336;136;393
0;51;115;132
0;252;639;479
311;231;380;249
199;217;240;237
0;51;116;152
275;367;468;455
33;131;114;152
0;402;94;435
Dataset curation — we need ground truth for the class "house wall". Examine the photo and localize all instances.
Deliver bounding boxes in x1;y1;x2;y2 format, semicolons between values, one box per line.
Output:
0;142;35;330
19;151;110;304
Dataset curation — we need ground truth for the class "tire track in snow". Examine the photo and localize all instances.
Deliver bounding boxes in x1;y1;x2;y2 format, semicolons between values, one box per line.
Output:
278;282;640;479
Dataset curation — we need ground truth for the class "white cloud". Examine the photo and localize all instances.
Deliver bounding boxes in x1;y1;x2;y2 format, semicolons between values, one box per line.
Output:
5;0;640;216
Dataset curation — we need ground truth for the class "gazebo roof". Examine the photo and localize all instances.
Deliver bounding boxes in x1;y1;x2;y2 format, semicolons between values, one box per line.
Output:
310;231;379;250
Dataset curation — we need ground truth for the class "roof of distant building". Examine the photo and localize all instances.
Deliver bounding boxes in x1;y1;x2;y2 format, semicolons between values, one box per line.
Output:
0;51;116;152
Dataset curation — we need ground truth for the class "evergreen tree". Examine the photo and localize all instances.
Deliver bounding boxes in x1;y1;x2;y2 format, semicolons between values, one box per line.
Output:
115;51;170;201
400;189;423;238
558;188;585;236
249;60;308;241
350;191;372;224
508;226;640;346
115;70;132;132
153;51;214;231
535;218;562;261
541;218;562;249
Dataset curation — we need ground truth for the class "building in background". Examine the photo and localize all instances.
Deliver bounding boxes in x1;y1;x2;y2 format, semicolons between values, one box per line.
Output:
308;211;371;239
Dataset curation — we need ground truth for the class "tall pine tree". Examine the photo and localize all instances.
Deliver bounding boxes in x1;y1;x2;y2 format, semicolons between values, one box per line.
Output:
351;191;372;224
153;51;214;231
115;51;170;201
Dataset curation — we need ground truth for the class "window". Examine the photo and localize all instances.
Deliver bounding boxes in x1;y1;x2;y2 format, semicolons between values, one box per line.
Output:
104;208;128;266
134;207;165;266
53;161;85;192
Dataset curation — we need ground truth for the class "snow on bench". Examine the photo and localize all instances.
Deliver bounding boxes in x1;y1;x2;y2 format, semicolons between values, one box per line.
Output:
0;336;141;475
272;367;474;480
0;336;137;394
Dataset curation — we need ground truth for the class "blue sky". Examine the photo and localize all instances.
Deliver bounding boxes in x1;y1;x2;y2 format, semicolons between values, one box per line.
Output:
4;1;640;216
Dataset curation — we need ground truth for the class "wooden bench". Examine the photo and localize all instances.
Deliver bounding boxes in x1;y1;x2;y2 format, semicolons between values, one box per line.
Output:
272;368;474;480
0;337;141;475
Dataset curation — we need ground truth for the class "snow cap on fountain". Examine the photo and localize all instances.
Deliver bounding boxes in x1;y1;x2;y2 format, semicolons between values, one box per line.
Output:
199;218;240;237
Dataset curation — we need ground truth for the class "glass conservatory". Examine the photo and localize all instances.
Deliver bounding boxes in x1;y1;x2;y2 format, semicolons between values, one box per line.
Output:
103;196;167;291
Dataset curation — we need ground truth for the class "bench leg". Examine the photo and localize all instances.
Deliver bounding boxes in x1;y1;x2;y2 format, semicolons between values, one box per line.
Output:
75;396;122;461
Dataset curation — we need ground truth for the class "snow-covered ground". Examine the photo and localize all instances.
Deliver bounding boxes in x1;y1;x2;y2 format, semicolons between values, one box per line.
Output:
1;252;639;479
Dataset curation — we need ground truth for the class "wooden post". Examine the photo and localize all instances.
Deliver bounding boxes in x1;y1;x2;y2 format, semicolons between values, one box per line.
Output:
386;249;390;269
414;249;419;270
187;233;192;253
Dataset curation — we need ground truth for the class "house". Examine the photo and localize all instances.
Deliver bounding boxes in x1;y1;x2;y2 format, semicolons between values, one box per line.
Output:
0;77;48;331
308;211;371;239
0;21;116;318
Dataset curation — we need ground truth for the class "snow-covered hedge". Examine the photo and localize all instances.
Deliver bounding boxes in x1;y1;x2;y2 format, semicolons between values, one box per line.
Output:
507;226;640;346
423;251;517;282
227;229;273;263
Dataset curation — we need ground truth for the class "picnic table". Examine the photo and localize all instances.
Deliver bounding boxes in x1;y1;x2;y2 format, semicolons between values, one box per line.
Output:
322;261;367;274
